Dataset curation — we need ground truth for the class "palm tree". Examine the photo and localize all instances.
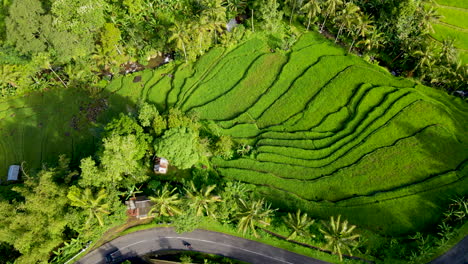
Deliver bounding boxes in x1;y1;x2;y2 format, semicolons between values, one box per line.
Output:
349;13;374;52
411;45;437;79
357;28;384;52
301;0;321;31
320;0;343;32
418;6;442;34
222;0;247;16
148;184;183;217
285;0;300;25
333;2;360;43
439;39;458;65
282;209;315;240
169;23;190;62
67;187;110;226
319;215;360;261
185;181;221;217
236;198;275;238
201;0;226;44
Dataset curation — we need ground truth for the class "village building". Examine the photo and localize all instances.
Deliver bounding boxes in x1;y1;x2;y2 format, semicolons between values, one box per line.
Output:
154;157;169;174
7;165;20;181
125;196;153;220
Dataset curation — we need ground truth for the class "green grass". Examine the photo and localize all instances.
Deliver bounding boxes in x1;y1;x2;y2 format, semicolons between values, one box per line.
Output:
432;23;468;50
435;0;468;9
436;7;468;29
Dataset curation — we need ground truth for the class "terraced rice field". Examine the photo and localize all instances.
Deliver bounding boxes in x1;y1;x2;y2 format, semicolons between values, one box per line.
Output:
103;33;468;235
431;0;468;63
1;32;466;236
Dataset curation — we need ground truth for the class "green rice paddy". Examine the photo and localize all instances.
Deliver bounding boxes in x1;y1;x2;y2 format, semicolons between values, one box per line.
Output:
1;32;467;236
432;1;468;63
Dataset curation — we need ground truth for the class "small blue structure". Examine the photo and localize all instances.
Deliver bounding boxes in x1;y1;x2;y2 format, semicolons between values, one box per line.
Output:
7;165;20;181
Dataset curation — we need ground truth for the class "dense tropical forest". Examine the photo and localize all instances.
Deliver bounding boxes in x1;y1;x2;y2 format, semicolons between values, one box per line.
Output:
0;0;467;264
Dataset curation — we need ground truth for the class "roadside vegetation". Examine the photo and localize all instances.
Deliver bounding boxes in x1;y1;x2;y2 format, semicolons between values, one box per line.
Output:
0;0;467;264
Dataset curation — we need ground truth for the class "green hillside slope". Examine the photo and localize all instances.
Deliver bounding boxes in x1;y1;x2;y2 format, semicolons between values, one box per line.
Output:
1;32;466;236
104;33;468;235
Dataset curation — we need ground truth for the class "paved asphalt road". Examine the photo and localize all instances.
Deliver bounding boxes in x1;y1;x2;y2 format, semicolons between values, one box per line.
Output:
75;227;330;264
429;235;468;264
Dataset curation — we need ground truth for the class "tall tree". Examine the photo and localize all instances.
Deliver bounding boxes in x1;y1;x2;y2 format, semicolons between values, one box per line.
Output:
222;0;247;17
154;127;200;170
236;198;275;238
67;186;110;226
417;6;442;34
319;215;360;261
169;22;190;63
301;0;322;31
282;209;315;240
320;0;343;32
149;184;183;217
334;2;360;43
185;181;221;217
349;13;374;52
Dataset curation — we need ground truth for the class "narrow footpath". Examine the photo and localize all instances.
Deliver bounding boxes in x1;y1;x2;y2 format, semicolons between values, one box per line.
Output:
75;227;330;264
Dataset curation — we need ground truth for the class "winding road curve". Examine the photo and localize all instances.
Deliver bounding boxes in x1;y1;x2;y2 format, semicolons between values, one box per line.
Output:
429;235;468;264
75;227;330;264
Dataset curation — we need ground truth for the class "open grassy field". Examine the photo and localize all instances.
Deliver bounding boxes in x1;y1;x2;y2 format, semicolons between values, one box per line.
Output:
100;32;467;236
0;89;100;178
1;32;466;237
432;1;468;63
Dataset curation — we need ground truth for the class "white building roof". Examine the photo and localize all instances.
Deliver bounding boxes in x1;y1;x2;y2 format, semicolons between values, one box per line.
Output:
7;165;20;181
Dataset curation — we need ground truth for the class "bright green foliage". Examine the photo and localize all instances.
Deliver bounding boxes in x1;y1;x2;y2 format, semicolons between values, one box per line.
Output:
0;167;69;264
138;102;160;127
167;108;200;131
79;132;150;188
104;113;153;158
67;186;110;226
319;215;360;261
282;209;315;241
236;198;275;238
148;184;183;217
257;0;283;32
154;127;200;169
185;181;222;217
214;135;234;159
100;134;148;185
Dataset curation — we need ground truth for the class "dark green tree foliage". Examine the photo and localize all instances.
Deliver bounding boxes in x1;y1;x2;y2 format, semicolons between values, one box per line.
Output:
5;0;49;55
0;166;70;264
154;127;200;170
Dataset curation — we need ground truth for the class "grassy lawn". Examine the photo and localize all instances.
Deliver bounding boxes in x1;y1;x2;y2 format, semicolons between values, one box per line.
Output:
435;0;468;9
